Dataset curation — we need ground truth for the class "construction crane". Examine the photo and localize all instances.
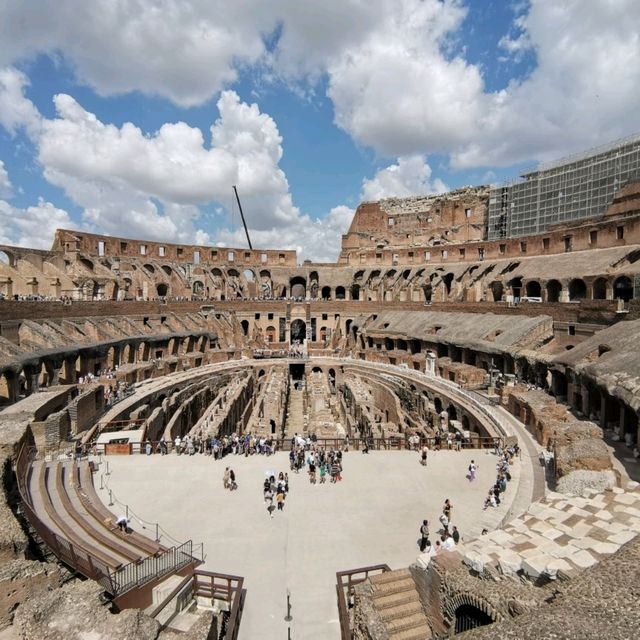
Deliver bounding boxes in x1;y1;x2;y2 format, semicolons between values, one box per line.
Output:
232;185;253;250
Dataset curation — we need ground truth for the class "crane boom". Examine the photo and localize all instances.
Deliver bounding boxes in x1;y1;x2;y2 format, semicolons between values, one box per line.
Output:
232;185;253;250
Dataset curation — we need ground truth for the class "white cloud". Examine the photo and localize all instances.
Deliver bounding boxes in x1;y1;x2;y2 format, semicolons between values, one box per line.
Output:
0;160;11;197
361;155;447;201
0;198;75;249
0;67;41;136
0;1;274;107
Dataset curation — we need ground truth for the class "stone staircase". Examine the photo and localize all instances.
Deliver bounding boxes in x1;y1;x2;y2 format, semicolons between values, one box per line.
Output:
285;387;305;436
368;569;430;640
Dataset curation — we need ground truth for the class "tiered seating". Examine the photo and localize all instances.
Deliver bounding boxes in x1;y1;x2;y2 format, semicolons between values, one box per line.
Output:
26;459;166;574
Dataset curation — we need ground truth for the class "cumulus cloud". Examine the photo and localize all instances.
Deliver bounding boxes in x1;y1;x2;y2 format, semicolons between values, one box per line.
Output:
361;155;447;201
0;1;274;107
0;67;41;136
0;198;75;249
0;160;11;198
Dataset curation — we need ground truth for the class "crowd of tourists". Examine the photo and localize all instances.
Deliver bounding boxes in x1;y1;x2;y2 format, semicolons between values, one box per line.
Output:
418;497;462;557
482;443;518;510
263;471;289;516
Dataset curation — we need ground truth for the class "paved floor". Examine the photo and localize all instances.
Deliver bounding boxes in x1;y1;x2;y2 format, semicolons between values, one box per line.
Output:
96;449;522;640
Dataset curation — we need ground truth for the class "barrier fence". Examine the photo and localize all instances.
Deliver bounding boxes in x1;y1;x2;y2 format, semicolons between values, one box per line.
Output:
15;442;200;597
86;435;504;456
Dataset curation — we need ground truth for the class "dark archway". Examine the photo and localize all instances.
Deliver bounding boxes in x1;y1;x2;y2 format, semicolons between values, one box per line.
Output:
351;284;360;300
569;278;587;301
489;281;503;302
335;286;346;300
321;286;331;300
241;320;250;336
290;276;306;299
546;279;562;302
454;604;494;634
592;277;607;300
156;283;168;297
525;280;541;298
613;276;633;301
290;319;306;343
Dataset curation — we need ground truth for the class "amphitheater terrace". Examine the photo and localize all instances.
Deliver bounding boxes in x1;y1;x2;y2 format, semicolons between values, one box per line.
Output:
1;136;640;639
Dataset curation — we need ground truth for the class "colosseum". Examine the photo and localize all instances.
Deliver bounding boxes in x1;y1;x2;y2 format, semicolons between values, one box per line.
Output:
1;136;640;640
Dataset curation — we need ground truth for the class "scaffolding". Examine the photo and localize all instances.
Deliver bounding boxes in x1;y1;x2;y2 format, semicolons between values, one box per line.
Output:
487;134;640;240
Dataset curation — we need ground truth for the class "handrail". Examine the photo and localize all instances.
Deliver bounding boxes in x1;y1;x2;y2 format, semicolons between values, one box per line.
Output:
336;564;390;640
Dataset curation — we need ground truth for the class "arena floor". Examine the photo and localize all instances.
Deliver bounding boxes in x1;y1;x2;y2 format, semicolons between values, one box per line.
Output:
97;449;521;639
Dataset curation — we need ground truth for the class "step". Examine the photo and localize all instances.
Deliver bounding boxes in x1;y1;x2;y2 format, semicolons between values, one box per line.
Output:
386;613;429;634
151;573;187;606
371;578;416;597
373;590;421;610
379;601;424;622
389;622;432;640
370;568;411;586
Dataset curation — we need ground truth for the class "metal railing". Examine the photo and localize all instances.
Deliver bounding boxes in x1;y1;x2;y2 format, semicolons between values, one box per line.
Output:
15;442;201;597
336;564;390;640
148;569;245;640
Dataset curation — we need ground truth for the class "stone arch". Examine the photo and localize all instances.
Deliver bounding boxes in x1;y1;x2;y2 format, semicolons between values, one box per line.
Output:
489;281;503;302
442;273;454;296
290;276;306;298
335;286;346;300
447;404;458;422
321;286;331;299
445;592;501;635
592;277;608;300
162;265;172;276
508;276;523;298
290;319;306;343
613;275;633;301
107;346;119;369
241;320;250;336
568;278;587;301
144;263;155;273
0;250;16;267
80;257;94;272
433;397;443;414
265;325;276;343
525;280;541;298
243;269;255;282
546;279;562;302
351;283;360;300
156;283;168;297
192;280;204;296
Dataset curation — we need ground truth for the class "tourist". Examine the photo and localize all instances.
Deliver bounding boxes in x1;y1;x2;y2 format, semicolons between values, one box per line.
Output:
229;469;237;491
452;526;460;544
420;445;428;466
264;488;274;517
276;488;286;511
116;515;129;532
319;461;327;483
145;440;152;456
159;437;168;455
443;499;452;521
442;534;456;551
309;460;316;484
439;513;449;536
468;459;477;482
223;467;230;490
419;519;430;552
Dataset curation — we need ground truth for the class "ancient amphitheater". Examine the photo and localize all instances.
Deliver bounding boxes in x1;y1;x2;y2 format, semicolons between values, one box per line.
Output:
1;137;640;639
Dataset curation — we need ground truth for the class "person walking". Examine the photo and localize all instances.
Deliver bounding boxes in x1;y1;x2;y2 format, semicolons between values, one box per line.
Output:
223;467;230;490
419;519;430;552
309;461;317;484
420;445;428;466
443;499;452;521
276;488;286;511
229;469;237;490
468;459;477;482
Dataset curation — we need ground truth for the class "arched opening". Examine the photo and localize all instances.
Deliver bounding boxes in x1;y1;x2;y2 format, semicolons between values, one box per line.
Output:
192;281;204;296
0;250;15;267
290;319;306;343
568;278;587;301
433;397;443;414
447;404;458;422
321;286;331;300
442;273;454;296
162;265;172;276
80;257;94;272
156;283;168;297
290;277;306;299
335;286;346;299
423;284;433;303
144;263;155;273
241;320;250;336
454;604;494;634
319;326;327;342
613;276;633;301
509;276;523;299
107;346;118;369
265;326;276;343
328;368;336;390
489;281;503;302
592;277;608;300
351;284;360;300
546;279;562;303
525;280;541;298
243;269;255;282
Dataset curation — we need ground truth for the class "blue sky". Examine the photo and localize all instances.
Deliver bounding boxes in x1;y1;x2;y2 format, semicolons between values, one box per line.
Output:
1;1;639;261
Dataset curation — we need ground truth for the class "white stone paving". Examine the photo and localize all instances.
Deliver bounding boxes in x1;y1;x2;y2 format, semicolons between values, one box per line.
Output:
95;449;521;640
